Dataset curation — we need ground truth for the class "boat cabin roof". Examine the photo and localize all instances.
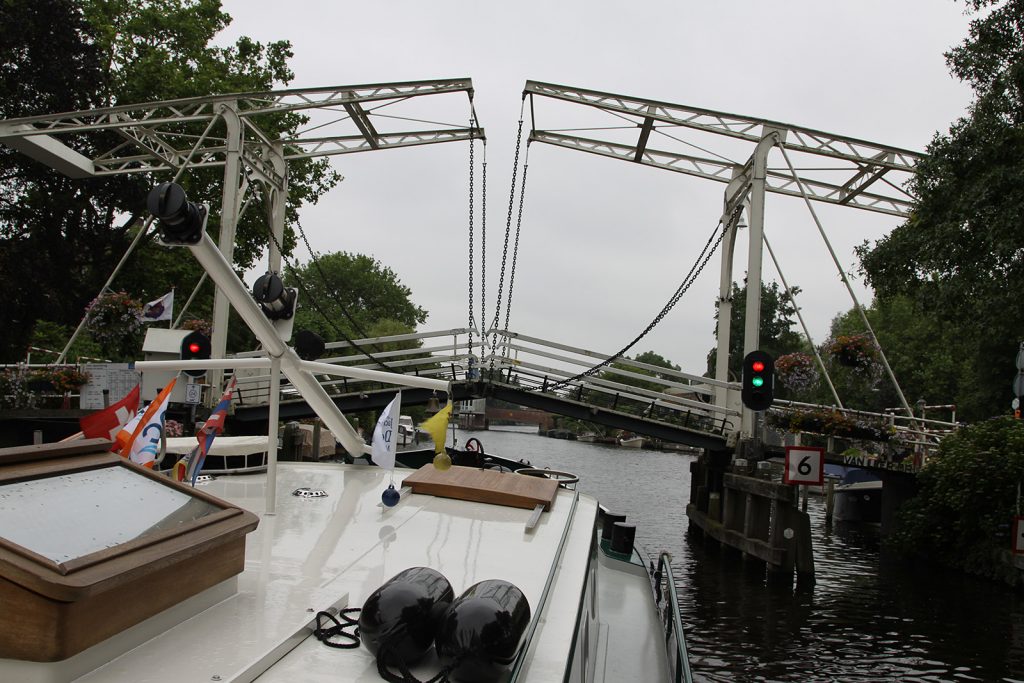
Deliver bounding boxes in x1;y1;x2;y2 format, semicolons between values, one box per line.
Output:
70;463;597;683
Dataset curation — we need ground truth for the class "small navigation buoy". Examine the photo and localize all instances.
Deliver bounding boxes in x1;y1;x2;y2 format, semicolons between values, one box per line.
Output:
433;451;452;471
382;484;400;507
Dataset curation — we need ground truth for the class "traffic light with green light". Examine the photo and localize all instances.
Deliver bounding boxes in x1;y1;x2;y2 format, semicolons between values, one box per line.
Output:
741;350;774;411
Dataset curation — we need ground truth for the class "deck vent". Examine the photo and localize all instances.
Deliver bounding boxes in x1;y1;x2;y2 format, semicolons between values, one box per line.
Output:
601;512;626;540
610;522;636;555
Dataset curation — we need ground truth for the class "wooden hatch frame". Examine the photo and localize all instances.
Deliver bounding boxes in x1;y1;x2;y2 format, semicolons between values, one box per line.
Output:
0;439;259;662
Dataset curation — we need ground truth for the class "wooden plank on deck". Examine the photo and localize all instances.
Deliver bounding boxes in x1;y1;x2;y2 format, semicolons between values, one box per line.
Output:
403;465;559;511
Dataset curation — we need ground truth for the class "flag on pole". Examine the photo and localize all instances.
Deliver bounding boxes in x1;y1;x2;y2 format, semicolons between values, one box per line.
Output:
173;378;236;484
371;392;401;470
118;379;177;468
140;290;174;322
420;401;453;454
80;384;141;440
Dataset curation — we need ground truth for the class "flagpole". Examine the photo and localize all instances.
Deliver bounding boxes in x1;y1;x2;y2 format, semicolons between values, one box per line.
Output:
266;357;281;516
168;287;175;328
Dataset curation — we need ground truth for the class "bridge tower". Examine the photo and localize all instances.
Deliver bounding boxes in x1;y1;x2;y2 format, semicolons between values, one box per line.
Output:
522;81;922;441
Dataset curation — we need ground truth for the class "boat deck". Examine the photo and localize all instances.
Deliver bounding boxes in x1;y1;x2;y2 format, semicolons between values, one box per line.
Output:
74;463;599;682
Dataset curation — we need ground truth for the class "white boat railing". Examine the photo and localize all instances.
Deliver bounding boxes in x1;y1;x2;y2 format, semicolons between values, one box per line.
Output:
652;552;695;683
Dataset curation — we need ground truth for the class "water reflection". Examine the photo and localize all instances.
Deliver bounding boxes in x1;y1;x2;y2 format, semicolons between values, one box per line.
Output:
456;428;1024;682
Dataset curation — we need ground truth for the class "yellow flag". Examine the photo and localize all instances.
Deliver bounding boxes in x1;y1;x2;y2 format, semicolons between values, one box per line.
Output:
420;401;452;454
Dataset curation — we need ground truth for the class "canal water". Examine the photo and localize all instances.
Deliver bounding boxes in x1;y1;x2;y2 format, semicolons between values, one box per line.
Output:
455;426;1024;682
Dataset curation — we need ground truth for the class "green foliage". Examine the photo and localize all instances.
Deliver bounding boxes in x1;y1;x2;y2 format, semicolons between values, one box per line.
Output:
0;0;339;362
856;0;1024;420
706;280;806;380
888;417;1024;583
765;407;895;442
284;251;427;344
28;320;104;363
592;350;680;398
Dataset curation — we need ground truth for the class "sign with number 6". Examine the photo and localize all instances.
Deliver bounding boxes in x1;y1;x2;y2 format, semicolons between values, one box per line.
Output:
1013;516;1024;555
784;446;824;485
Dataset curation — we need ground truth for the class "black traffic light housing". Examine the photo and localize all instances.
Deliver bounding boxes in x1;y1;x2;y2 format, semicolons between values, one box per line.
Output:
741;350;774;411
252;271;297;321
180;330;212;377
294;329;326;361
147;182;207;245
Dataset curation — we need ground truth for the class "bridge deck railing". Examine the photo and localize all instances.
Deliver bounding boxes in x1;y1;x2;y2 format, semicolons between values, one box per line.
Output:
230;328;477;406
483;331;741;437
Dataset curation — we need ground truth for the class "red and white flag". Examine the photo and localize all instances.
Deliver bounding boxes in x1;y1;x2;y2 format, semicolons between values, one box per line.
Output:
79;385;141;441
117;379;177;468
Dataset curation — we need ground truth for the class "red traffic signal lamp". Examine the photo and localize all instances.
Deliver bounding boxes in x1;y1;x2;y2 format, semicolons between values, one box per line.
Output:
741;350;774;411
180;330;212;377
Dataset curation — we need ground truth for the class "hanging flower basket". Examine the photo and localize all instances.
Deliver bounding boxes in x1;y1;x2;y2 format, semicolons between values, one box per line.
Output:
774;352;819;392
765;408;894;441
180;318;213;337
823;334;874;369
85;291;144;355
36;366;91;393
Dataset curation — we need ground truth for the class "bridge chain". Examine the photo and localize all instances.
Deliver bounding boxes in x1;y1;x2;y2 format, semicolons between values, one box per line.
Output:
490;103;526;372
536;200;744;393
467;115;476;355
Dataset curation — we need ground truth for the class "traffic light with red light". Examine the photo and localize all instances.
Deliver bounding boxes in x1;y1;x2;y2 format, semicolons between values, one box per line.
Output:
741;350;774;411
180;330;212;377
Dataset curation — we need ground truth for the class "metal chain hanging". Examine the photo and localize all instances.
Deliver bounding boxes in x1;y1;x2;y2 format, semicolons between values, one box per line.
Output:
544;200;743;391
489;99;526;370
479;139;487;363
500;142;530;357
467;116;477;357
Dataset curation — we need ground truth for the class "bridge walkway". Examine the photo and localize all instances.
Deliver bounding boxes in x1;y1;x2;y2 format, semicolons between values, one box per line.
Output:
227;328;953;473
228;328;738;451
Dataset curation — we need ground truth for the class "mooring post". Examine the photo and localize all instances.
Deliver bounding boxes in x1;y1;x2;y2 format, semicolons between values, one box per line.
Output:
825;477;836;521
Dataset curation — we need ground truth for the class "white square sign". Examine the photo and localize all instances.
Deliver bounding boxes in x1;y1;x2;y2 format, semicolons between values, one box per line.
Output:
784;446;824;486
184;383;203;405
1014;516;1024;555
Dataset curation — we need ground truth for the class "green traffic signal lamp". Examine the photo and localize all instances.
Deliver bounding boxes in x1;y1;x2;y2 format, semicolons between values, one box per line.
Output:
741;350;774;411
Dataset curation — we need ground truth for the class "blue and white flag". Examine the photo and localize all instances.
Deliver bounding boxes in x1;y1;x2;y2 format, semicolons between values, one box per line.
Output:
371;392;401;470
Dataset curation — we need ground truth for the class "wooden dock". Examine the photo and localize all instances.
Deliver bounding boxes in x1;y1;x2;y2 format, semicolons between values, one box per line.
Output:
687;455;814;581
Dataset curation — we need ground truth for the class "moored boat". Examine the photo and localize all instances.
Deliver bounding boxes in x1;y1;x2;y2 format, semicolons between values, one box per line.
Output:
0;442;691;682
833;469;883;523
618;435;645;448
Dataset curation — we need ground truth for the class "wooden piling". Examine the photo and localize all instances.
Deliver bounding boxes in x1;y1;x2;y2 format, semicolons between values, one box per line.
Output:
824;477;836;521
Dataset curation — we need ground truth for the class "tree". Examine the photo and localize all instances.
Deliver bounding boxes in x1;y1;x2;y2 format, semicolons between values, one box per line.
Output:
705;280;806;379
806;299;959;414
0;0;339;361
857;0;1024;420
284;251;427;345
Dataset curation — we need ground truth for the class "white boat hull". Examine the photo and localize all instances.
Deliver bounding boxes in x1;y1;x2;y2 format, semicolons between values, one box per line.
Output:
10;463;676;682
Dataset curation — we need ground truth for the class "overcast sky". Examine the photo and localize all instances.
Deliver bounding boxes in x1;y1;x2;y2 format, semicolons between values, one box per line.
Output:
217;0;974;376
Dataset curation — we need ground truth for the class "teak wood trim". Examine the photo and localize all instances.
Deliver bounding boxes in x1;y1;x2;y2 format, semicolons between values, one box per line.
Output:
0;445;258;601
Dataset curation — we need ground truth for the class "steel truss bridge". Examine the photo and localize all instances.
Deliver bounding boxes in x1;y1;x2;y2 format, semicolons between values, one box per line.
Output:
0;77;957;469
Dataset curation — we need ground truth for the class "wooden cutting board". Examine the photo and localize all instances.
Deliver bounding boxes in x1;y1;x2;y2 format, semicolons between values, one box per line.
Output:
402;465;559;511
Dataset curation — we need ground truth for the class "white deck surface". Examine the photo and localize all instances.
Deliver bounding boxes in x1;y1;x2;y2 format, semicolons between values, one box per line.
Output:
75;463;599;683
